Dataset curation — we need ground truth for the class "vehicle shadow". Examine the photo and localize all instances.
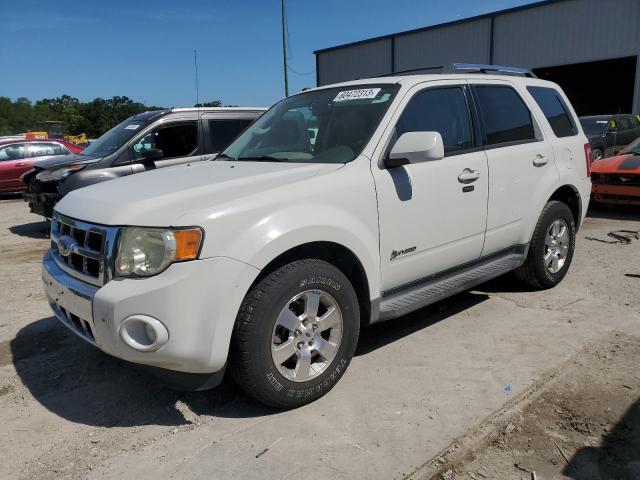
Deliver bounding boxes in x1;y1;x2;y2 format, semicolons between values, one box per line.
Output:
13;292;490;427
9;221;48;239
0;193;23;201
356;291;489;356
10;317;275;428
563;398;640;479
587;204;640;221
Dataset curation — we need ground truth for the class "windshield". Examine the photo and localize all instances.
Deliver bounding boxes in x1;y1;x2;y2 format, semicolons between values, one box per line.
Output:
222;85;399;163
580;118;611;136
80;116;156;157
623;137;640;154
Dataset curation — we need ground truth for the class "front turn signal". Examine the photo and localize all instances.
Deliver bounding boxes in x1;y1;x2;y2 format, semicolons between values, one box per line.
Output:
174;228;203;261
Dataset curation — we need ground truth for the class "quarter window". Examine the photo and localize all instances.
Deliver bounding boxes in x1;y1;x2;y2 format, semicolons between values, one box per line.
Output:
527;86;577;138
394;87;473;155
208;119;252;152
474;85;535;146
133;122;198;160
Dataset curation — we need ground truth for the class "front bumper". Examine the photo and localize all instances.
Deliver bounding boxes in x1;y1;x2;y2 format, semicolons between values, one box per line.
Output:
24;191;59;218
43;250;260;375
592;183;640;205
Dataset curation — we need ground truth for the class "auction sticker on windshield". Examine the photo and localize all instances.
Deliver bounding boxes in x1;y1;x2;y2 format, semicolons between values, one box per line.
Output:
125;124;141;130
334;88;381;102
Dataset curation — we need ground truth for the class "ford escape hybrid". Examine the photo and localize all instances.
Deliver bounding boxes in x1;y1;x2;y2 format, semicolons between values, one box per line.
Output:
42;64;591;408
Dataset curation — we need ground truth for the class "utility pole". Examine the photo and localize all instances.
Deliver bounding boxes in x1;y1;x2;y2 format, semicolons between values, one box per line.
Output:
281;0;289;97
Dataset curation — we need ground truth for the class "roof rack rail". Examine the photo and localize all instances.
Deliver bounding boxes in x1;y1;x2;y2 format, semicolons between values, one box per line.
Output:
444;63;537;78
377;63;537;79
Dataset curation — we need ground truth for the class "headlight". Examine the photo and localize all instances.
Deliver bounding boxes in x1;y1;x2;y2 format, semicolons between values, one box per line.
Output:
115;227;203;277
35;164;85;182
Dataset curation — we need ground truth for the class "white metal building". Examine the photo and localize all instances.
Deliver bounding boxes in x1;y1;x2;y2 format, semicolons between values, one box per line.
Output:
314;0;640;115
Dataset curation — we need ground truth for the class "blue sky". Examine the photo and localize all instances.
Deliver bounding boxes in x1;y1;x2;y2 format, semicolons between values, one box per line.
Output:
2;0;539;107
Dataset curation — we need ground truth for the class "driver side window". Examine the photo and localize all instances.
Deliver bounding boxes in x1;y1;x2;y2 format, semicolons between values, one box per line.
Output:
132;122;198;160
0;144;26;161
393;87;473;156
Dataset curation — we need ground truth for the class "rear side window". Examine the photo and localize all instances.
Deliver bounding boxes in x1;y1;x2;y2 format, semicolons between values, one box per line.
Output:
28;142;66;157
133;122;198;160
209;119;253;152
527;86;577;138
474;85;535;146
394;87;474;155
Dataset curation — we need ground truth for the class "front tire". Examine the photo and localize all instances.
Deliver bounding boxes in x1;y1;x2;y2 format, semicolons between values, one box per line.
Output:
515;201;576;290
229;259;360;409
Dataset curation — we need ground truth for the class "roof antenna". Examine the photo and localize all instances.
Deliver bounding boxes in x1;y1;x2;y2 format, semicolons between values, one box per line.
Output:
194;49;200;107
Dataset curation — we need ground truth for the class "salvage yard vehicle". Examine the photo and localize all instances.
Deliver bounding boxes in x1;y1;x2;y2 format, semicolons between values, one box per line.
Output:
0;139;84;193
23;107;265;218
42;64;591;408
591;135;640;205
579;114;640;161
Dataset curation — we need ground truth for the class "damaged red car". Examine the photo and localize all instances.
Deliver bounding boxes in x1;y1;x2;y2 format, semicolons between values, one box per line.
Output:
591;136;640;206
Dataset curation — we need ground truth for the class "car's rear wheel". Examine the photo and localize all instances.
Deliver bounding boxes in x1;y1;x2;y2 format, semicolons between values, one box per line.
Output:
229;259;360;409
515;201;576;290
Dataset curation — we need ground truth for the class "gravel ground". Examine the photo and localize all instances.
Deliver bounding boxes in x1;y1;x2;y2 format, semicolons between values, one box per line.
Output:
0;198;638;480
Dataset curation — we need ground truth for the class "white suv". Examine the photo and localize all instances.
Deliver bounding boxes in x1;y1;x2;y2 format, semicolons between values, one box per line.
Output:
42;64;592;408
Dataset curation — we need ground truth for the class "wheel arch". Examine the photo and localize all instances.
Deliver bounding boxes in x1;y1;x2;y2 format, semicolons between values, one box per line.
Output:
548;184;582;229
251;241;373;327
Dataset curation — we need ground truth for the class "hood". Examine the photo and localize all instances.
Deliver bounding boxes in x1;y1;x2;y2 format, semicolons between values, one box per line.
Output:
32;153;102;170
55;160;344;226
591;154;640;174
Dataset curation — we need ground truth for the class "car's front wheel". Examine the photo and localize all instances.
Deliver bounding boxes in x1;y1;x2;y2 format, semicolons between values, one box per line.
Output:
229;259;360;409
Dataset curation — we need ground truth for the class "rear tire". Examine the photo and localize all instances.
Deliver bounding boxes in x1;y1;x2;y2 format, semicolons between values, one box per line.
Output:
229;259;360;409
515;201;576;290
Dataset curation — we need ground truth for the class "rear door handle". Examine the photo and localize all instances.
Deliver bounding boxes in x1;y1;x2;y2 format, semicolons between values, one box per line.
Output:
15;162;26;167
458;168;480;184
533;154;549;167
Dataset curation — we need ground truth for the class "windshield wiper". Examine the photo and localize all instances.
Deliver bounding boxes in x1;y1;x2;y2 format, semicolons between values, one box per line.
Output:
215;153;236;161
237;155;289;162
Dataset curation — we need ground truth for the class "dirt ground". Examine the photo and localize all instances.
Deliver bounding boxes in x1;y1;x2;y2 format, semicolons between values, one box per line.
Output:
419;332;640;480
0;197;639;480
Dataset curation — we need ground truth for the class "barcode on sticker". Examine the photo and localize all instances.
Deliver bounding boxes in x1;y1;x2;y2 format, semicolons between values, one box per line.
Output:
333;88;381;102
125;124;141;130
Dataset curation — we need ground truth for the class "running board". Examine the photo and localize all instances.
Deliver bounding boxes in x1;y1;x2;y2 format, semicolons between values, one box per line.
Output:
376;245;528;322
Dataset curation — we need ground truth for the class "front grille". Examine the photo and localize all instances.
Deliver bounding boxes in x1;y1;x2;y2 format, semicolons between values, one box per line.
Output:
595;173;640;186
50;214;119;286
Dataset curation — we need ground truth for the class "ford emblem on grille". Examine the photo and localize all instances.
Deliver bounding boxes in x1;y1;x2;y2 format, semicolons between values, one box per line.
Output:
57;235;77;257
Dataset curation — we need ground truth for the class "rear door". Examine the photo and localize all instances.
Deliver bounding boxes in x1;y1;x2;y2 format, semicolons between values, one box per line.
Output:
0;143;28;191
468;80;558;255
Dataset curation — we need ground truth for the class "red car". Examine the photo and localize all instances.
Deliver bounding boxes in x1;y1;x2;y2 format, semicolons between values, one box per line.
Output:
591;136;640;205
0;139;84;193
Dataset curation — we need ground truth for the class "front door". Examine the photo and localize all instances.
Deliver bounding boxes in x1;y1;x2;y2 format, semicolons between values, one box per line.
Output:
371;81;489;291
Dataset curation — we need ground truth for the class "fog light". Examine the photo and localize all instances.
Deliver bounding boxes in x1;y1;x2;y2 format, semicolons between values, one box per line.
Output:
120;315;169;352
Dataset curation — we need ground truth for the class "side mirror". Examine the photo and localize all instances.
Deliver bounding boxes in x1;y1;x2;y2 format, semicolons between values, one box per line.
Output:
384;132;444;168
141;148;164;162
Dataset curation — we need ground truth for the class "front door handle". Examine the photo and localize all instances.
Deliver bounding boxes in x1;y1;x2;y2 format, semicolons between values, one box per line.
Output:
533;154;549;167
15;162;26;167
458;168;480;184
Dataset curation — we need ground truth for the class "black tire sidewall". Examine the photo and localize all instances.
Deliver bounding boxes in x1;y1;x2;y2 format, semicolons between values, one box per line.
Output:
237;260;359;407
530;202;576;288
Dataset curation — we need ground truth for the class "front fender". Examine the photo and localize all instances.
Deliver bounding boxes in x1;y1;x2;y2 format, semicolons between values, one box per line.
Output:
219;204;380;299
